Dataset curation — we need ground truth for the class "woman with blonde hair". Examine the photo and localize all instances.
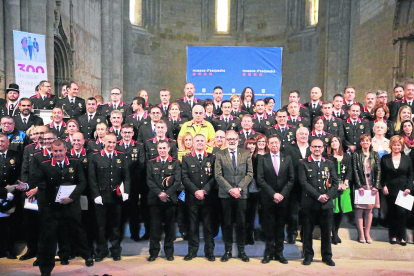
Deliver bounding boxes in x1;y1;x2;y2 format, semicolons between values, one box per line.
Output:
177;132;194;162
230;94;248;118
169;102;188;141
371;121;391;158
137;89;152;111
64;119;80;150
394;105;412;135
26;125;38;143
370;104;394;139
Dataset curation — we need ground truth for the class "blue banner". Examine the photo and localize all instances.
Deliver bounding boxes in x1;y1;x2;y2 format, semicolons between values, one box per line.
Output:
186;46;283;109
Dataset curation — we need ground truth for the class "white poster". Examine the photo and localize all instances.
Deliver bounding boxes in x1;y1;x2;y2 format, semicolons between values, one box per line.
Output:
13;30;48;98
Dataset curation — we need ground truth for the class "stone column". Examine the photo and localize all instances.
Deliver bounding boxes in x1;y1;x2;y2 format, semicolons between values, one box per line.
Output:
46;0;55;86
0;0;6;96
4;0;21;85
101;0;113;101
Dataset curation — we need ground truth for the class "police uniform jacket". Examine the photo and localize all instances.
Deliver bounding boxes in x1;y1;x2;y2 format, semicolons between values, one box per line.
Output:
169;117;188;141
77;113;107;140
256;152;294;208
298;156;338;210
144;137;178;161
213;103;222;116
57;96;86;119
115;139;145;182
230;109;248;119
136;120;174;143
67;148;89;177
282;103;311;122
360;106;375;121
287;116;310;130
241;103;255;115
98;101;130;122
0;149;21;192
146;155;181;205
342;101;364;111
125;112;150;140
322;116;344;138
86;138;105;154
46;121;68;139
265;124;297;150
88;150;130;204
238;129;258;147
387;100;402;122
212;115;241;132
252;113;276;134
31;157;86;209
181;151;216;205
342;118;370;148
332;109;348;120
108;126;123;141
304;100;323;124
176;97;204;119
21;142;42;183
308;130;332;148
31;93;57;110
3;128;27;156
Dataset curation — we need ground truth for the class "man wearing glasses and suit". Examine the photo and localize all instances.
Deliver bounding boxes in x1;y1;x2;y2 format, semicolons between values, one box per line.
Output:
215;130;253;262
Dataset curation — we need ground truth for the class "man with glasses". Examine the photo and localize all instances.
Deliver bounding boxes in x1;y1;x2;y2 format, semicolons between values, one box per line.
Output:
0;83;21;118
98;87;130;122
14;98;44;132
137;106;174;143
57;81;86;120
178;105;216;152
32;80;57;110
299;139;338;267
215;130;253;262
376;90;388;105
1;116;26;156
77;97;106;139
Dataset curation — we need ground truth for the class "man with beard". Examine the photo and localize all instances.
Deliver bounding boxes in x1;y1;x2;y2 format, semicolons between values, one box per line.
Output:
0;83;21;119
14;98;44;132
388;85;404;122
252;99;276;134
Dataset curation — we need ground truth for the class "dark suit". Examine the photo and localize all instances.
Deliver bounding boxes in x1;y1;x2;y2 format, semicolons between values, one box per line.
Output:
213;102;222;116
252;114;275;134
98;101;130;123
57;96;86;119
342;119;370;150
231;109;249;119
125;112;150;140
380;154;413;241
176;97;204;119
212;116;242;132
31;157;91;276
308;130;332;148
241;103;255;115
282;103;311;121
168;117;188;141
136;121;174;143
342;101;364;112
13;114;44;132
257;152;294;257
360;107;375;121
214;148;253;252
182;152;216;256
332;109;348;120
31;93;57;110
46;121;68;139
238;130;259;148
88;150;130;258
387;100;402;122
322;116;344;138
144;137;178;161
146;156;181;257
77;113;107;140
265;125;297;150
287;116;310;130
304;101;323;124
299;156;338;261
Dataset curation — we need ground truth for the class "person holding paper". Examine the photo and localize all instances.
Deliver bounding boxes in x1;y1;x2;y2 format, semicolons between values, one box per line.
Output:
353;134;381;244
89;133;130;262
28;139;93;276
181;134;216;261
380;135;413;246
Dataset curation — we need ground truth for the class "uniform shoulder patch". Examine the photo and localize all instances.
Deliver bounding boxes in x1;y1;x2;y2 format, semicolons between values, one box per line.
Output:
25;143;35;148
42;160;52;163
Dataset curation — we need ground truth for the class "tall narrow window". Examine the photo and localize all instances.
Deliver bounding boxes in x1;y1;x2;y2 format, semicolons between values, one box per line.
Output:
305;0;319;26
216;0;230;34
130;0;143;26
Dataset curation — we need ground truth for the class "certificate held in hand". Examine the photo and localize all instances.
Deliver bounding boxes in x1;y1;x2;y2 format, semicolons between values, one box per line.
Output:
55;185;76;202
395;190;414;211
354;190;376;205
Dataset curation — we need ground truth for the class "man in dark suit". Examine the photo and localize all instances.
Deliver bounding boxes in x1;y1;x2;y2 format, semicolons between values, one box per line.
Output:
108;110;123;141
115;124;146;241
137;106;174;143
212;101;241;132
286;101;310;129
265;109;297;150
146;140;181;262
342;86;364;111
89;133;130;262
299;139;338;267
238;115;259;147
284;127;311;244
332;94;348;120
212;86;223;115
77;97;107;140
98;87;130;122
387;85;404;122
14;98;44;132
22;139;93;276
282;90;310;121
257;135;294;264
252;99;276;134
144;121;177;161
343;104;370;152
31;80;57;110
57;81;86;120
360;92;377;121
176;82;204;119
125;97;150;140
215;130;253;262
46;107;68;139
182;134;216;261
303;87;324;124
321;102;344;138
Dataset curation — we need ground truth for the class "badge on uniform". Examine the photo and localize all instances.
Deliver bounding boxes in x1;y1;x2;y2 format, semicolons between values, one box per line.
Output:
15;136;19;140
179;124;183;127
64;130;68;133
144;121;148;124
97;119;101;122
206;162;211;168
333;122;337;127
9;159;14;165
191;165;195;167
360;125;364;129
133;149;137;153
299;123;303;127
83;158;87;163
69;168;74;173
325;138;329;143
232;123;236;127
168;165;173;169
266;121;270;125
120;109;124;113
78;103;82;108
50;101;54;104
289;132;293;136
116;159;121;164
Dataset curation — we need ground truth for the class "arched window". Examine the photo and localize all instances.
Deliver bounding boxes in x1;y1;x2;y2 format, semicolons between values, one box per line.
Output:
216;0;231;34
130;0;143;26
306;0;319;26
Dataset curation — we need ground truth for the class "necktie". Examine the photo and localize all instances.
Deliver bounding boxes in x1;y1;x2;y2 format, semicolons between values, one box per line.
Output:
189;100;192;108
315;161;320;167
173;120;176;124
23;118;27;124
245;132;249;139
115;130;118;136
281;127;285;133
162;160;166;165
0;153;5;160
247;104;250;109
231;151;236;170
89;115;93;122
272;155;279;175
409;102;412;107
292;118;296;123
71;99;74;105
77;154;80;159
60;163;64;169
56;125;60;133
164;107;167;113
313;104;316;109
198;154;202;164
42;96;45;101
125;143;129;149
318;133;322;138
109;154;112;160
353;122;356;127
258;117;261;123
9;104;14;110
225;118;228;124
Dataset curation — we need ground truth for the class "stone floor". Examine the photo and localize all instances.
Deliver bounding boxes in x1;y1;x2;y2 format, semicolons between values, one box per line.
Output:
1;255;414;276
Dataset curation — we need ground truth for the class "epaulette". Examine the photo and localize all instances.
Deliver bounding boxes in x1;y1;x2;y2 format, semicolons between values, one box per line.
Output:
68;158;78;161
149;157;158;162
30;95;37;99
183;153;192;157
25;142;36;148
92;151;101;155
34;151;43;155
127;114;134;117
114;150;125;154
145;138;154;142
42;160;51;163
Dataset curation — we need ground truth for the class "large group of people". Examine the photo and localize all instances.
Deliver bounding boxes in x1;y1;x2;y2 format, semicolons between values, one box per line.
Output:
0;80;414;276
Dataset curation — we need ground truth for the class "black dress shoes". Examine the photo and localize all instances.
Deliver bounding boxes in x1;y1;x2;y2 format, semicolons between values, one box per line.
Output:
147;256;157;262
94;256;104;262
302;257;313;265
287;236;296;244
113;256;121;261
85;258;94;267
184;253;196;261
221;252;232;262
7;253;17;260
60;259;69;265
140;233;150;241
322;258;336;266
206;255;216;262
33;259;39;266
245;236;255;245
261;255;272;264
166;256;174;261
19;251;37;261
238;252;250;262
275;255;288;264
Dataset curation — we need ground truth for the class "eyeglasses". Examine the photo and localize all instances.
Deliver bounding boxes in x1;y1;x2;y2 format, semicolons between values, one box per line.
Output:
122;131;133;134
257;140;266;143
226;138;238;141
